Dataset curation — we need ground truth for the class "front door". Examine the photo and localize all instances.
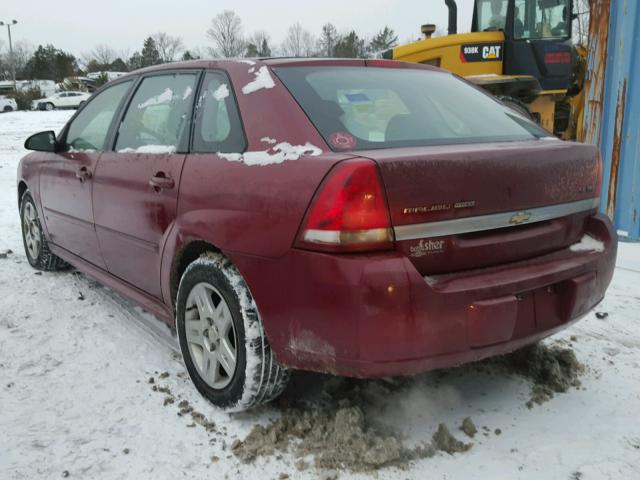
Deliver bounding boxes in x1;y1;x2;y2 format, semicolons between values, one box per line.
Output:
93;72;199;298
39;80;134;268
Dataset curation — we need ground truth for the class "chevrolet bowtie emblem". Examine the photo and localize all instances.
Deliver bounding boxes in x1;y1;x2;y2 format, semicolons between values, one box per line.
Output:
509;211;532;225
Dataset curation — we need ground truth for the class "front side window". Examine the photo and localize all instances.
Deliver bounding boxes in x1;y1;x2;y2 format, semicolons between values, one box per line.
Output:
65;80;133;151
192;72;246;153
477;0;509;31
274;67;550;151
116;73;198;153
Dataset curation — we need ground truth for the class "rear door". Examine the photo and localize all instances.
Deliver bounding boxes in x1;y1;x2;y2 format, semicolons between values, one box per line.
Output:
57;93;71;108
39;79;134;268
93;71;199;297
66;92;81;107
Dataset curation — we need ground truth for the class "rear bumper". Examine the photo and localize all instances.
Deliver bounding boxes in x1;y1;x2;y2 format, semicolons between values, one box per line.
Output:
230;213;617;378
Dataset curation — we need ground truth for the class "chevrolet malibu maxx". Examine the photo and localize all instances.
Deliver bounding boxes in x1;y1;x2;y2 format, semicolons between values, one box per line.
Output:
17;59;617;411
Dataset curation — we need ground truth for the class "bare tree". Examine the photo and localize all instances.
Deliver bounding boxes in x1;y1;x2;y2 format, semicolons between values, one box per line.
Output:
0;40;33;79
317;23;339;57
10;40;33;78
86;44;117;66
119;48;132;64
281;23;316;57
573;0;590;45
206;10;246;57
152;32;185;63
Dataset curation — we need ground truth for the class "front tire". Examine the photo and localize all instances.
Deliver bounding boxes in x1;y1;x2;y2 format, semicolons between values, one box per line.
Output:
3;106;12;112
44;102;55;111
176;252;290;411
20;191;68;271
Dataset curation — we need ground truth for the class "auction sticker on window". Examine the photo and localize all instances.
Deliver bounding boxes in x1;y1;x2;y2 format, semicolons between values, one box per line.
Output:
460;43;503;62
328;132;357;150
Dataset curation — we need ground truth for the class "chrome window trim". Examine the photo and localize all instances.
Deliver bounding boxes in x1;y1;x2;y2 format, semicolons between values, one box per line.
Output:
393;198;599;241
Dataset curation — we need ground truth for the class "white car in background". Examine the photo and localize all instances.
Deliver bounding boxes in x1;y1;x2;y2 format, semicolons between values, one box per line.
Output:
32;91;91;111
0;95;18;112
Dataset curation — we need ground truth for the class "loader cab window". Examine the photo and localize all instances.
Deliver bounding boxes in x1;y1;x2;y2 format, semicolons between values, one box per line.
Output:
514;0;572;39
477;0;509;31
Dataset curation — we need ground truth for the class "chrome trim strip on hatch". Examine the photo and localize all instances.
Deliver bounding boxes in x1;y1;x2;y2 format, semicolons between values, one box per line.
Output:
393;198;600;241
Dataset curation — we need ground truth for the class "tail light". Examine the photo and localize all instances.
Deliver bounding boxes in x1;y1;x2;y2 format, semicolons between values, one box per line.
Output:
595;150;603;198
296;158;394;252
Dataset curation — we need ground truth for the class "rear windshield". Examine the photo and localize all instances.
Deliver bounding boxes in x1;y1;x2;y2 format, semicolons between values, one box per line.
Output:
273;66;550;151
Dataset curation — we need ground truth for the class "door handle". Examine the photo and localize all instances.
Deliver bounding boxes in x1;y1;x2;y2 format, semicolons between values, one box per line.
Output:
149;172;175;192
75;166;92;183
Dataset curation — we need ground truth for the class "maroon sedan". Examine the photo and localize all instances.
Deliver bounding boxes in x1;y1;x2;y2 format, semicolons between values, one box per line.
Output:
17;59;616;410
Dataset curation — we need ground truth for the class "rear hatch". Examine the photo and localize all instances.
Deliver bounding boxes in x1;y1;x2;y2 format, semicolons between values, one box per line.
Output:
359;139;600;275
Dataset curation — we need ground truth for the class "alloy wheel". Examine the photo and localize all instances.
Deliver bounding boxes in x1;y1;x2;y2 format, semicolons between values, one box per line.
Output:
22;201;41;260
184;282;238;389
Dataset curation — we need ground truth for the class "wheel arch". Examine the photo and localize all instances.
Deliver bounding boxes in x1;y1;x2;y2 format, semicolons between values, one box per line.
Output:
169;239;221;310
17;180;28;208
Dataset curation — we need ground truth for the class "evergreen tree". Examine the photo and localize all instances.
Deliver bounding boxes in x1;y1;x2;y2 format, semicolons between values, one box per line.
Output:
54;50;77;80
246;32;272;58
181;50;195;61
368;26;398;55
24;44;77;82
333;31;366;58
245;43;260;57
25;45;57;79
259;38;272;57
128;51;144;70
109;58;128;72
141;37;161;67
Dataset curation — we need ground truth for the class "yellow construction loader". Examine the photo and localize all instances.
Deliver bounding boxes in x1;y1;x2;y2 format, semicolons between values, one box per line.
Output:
383;0;584;138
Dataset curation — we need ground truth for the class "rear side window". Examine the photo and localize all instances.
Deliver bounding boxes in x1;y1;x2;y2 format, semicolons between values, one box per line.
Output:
116;73;198;153
274;67;550;151
65;80;132;151
192;72;245;153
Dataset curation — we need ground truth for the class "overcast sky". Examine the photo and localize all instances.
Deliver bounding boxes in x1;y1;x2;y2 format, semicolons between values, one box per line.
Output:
0;0;475;59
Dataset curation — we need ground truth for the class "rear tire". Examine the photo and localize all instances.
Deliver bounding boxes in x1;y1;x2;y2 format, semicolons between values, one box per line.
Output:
20;191;69;271
3;106;12;112
176;252;290;411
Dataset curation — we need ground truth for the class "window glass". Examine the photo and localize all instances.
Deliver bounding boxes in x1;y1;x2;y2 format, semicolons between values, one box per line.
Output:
476;0;508;31
116;73;198;153
274;67;550;151
65;80;132;151
513;0;571;39
192;72;246;153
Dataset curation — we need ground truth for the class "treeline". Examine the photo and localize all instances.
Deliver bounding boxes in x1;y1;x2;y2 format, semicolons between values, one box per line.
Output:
206;11;398;59
0;33;196;83
0;9;401;83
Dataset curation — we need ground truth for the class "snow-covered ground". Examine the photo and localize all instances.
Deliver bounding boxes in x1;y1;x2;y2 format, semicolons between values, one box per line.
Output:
1;111;639;479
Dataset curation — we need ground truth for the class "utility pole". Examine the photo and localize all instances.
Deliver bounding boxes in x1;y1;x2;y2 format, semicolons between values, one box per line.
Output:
0;20;18;87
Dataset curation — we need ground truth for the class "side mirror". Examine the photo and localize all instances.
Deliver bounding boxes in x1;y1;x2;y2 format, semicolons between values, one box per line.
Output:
24;130;58;152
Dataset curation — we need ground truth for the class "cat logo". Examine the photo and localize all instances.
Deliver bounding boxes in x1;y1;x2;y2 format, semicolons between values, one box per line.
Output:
482;45;502;60
460;43;503;63
509;211;532;225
